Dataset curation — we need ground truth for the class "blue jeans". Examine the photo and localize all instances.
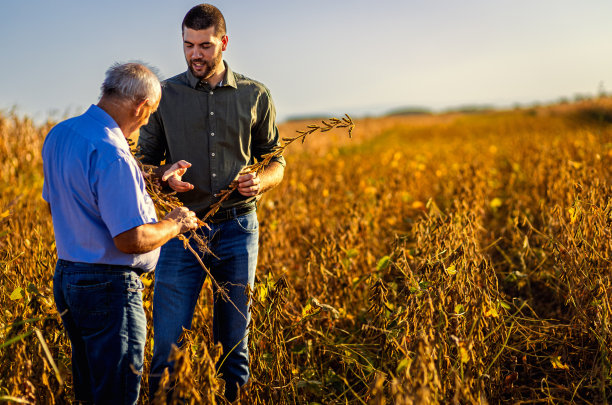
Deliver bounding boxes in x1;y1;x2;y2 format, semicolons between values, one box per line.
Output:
53;260;146;405
149;210;258;402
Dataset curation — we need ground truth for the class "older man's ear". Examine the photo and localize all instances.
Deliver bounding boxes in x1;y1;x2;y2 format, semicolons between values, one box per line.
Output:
135;98;149;116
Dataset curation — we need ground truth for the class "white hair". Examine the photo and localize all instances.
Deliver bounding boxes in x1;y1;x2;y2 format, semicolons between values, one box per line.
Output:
100;62;161;104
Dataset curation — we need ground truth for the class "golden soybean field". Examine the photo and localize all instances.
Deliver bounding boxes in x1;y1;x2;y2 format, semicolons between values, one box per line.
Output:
0;100;611;404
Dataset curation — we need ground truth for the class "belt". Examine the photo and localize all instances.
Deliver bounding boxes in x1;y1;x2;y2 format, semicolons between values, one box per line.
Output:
203;204;256;224
56;259;145;275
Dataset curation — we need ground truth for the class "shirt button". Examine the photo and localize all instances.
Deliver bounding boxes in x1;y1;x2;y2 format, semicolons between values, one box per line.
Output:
210;111;214;116
212;173;217;178
211;152;216;157
209;91;213;95
211;132;215;136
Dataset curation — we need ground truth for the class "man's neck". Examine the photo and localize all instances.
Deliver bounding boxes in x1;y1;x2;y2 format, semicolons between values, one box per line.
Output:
204;65;226;89
97;97;133;138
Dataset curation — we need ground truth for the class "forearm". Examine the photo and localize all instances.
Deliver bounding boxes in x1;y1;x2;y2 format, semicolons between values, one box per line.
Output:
258;161;285;194
113;219;181;254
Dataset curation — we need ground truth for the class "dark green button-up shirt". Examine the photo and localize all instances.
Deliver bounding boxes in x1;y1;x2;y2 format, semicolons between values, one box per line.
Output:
137;62;285;215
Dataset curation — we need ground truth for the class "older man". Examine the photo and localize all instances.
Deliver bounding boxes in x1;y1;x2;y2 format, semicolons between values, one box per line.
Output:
42;62;198;404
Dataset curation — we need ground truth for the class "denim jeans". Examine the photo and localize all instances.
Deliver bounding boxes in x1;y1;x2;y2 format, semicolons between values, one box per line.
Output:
53;259;146;405
149;210;258;402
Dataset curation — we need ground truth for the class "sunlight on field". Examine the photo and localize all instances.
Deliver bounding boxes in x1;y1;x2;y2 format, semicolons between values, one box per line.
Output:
0;100;611;403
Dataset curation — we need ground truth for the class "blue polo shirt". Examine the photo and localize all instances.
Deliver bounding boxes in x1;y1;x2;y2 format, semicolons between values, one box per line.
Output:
42;105;160;272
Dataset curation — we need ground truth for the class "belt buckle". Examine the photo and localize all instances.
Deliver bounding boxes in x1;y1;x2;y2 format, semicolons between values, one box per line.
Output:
208;207;230;224
207;204;254;224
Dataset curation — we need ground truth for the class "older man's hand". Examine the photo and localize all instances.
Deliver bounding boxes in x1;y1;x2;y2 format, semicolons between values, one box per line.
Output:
165;207;198;233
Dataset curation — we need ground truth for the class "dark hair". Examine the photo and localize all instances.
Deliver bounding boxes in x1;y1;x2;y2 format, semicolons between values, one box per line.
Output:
182;4;226;37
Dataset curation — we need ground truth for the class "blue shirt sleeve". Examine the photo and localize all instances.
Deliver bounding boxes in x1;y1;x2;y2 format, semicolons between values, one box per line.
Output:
42;179;49;202
94;155;158;238
42;141;49;202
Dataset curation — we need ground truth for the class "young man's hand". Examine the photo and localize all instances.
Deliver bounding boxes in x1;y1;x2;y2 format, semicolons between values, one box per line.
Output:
162;160;194;192
236;172;261;197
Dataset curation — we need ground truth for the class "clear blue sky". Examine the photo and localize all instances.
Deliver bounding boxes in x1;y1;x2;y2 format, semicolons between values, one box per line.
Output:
1;0;612;122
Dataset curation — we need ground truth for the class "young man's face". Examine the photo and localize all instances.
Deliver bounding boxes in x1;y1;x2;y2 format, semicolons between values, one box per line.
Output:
183;26;228;81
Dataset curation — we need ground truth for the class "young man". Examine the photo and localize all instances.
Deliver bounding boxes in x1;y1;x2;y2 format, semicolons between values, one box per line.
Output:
138;4;285;402
42;62;198;404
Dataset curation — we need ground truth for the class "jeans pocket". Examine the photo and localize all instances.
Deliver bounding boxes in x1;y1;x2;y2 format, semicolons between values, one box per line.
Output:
233;213;259;234
67;280;112;334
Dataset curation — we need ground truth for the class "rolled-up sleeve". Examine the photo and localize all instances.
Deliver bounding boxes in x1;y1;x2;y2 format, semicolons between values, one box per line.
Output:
94;156;157;238
252;88;285;167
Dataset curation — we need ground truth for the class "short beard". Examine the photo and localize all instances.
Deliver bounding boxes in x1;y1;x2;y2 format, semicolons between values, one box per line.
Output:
188;48;223;80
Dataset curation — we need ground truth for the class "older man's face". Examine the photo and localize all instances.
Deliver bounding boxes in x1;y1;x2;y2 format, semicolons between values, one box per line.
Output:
136;97;160;129
124;96;160;139
183;26;227;81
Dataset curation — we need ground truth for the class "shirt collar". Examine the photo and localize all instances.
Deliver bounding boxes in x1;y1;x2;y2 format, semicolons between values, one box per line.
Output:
85;104;129;149
185;61;237;90
85;104;118;128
